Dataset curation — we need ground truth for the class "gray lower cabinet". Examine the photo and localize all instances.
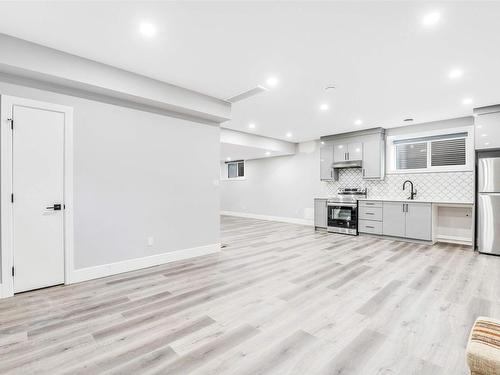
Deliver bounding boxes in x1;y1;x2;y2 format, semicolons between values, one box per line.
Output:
320;143;334;180
405;202;432;241
359;220;383;234
382;202;406;238
382;201;432;241
314;199;327;228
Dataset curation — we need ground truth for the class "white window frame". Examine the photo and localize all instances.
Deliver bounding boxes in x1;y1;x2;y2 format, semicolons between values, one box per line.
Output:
386;126;474;174
221;160;246;181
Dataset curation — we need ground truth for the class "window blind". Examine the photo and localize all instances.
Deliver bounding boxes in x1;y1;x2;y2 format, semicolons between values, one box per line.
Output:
396;142;427;169
431;138;466;166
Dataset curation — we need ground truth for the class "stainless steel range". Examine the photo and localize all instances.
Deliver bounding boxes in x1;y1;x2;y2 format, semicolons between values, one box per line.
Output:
327;188;367;235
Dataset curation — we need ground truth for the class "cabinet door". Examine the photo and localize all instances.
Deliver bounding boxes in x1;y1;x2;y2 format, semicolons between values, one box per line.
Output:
347;142;363;161
405;203;432;241
333;143;347;162
362;138;382;179
320;143;334;180
314;199;327;228
382;202;406;237
475;111;500;150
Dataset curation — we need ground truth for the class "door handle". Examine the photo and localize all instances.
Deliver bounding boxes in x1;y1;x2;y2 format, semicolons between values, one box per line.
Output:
46;204;62;211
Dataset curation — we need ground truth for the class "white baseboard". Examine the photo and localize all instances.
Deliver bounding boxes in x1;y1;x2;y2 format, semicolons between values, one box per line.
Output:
221;210;313;226
436;235;472;246
71;243;220;284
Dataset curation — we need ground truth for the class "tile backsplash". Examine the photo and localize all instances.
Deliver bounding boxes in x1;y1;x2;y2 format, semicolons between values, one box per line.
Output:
321;168;474;202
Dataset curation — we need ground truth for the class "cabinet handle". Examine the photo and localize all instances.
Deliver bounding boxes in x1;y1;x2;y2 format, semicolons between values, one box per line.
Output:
366;225;374;229
347;152;350;160
366;212;374;215
362;169;365;177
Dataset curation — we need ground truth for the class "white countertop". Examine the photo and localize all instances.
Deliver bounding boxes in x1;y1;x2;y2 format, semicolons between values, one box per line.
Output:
316;197;473;205
357;197;474;205
314;197;474;206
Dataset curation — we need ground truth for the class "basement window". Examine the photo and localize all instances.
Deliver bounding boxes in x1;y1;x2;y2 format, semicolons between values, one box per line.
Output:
388;128;473;173
225;160;245;179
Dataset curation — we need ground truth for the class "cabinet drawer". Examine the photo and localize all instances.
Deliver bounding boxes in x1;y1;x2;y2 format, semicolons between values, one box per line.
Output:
359;200;382;208
359;206;382;221
359;220;383;234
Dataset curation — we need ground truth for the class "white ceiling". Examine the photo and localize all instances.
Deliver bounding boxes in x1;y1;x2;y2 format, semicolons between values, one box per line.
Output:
1;1;500;142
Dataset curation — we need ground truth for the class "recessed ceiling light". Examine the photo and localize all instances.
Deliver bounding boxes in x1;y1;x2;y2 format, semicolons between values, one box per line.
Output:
319;103;329;111
485;142;490;146
321;141;325;145
477;124;483;129
265;151;271;156
422;11;441;27
482;134;487;137
286;132;292;138
448;68;464;80
226;157;231;161
139;22;157;38
462;97;473;105
354;119;363;125
266;76;278;88
248;123;256;129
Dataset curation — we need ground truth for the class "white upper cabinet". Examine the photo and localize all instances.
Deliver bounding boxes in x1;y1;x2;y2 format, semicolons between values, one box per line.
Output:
320;128;385;181
347;142;363;161
333;143;348;162
475;111;500;150
320;143;334;180
333;142;362;162
362;136;385;179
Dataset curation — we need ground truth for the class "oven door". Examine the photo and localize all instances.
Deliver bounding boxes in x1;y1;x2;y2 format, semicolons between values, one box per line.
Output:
327;203;358;235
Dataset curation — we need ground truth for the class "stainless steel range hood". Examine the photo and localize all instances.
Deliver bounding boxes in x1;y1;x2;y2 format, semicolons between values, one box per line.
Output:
333;160;362;169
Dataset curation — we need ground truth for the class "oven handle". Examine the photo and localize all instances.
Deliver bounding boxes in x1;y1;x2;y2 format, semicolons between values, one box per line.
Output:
327;202;358;207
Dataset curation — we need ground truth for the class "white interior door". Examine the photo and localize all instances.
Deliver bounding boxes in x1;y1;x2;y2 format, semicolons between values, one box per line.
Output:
12;104;65;293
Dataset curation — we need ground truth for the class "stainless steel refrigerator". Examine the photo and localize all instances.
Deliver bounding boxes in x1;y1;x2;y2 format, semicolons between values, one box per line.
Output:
477;154;500;255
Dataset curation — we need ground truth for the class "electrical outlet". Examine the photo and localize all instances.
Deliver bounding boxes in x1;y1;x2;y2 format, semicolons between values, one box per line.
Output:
147;237;154;247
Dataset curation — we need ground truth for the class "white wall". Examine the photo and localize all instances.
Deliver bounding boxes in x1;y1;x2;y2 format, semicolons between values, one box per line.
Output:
0;80;220;280
221;141;324;224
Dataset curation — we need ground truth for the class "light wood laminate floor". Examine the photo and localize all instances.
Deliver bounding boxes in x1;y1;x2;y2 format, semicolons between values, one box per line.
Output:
1;215;500;374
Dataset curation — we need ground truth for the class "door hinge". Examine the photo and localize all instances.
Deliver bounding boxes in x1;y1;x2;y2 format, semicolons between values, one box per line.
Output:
11;266;14;277
8;118;13;130
11;193;14;203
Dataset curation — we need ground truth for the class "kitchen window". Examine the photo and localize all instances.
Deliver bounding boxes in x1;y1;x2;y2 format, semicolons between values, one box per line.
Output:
224;160;245;179
387;127;473;173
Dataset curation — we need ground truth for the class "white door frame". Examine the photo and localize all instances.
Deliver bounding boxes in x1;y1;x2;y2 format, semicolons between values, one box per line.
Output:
0;95;74;298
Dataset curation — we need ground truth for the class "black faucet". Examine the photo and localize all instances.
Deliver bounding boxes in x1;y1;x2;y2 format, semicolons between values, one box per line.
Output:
403;180;417;200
